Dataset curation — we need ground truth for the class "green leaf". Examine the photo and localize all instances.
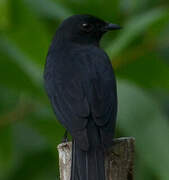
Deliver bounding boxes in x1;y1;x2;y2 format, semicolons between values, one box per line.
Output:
117;81;169;180
0;37;46;100
106;8;169;58
116;53;169;90
0;37;42;87
25;0;72;20
0;126;13;180
0;0;10;30
3;0;51;65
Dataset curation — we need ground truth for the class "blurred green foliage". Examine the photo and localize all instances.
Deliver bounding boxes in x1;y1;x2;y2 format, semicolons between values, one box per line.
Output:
0;0;169;179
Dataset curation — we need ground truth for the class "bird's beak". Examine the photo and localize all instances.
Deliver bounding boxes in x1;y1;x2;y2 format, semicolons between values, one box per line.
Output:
103;23;122;31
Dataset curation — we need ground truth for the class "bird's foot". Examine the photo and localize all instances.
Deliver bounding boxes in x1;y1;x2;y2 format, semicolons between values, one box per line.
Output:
61;130;69;143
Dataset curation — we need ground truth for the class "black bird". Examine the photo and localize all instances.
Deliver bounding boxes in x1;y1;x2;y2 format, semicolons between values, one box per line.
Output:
44;14;121;180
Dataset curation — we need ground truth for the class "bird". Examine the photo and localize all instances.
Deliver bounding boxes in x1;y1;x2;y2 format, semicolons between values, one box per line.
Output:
44;14;121;180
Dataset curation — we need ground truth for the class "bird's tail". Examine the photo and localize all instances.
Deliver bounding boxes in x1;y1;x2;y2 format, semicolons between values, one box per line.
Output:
71;123;105;180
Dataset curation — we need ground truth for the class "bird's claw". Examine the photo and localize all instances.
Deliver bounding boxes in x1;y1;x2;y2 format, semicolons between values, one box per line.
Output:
61;130;69;143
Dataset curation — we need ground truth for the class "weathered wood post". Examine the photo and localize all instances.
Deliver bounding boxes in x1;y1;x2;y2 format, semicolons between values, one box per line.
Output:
57;137;135;180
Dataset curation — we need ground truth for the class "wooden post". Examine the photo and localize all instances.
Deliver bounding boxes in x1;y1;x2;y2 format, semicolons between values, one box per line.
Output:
57;137;135;180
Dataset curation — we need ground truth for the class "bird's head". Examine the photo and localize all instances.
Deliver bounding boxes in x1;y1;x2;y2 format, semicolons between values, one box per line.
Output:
57;14;121;46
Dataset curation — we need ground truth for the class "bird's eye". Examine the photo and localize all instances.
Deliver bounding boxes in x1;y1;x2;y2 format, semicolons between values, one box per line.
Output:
81;23;93;32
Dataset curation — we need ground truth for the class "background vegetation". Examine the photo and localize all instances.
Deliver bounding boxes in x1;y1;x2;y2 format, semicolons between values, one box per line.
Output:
0;0;169;179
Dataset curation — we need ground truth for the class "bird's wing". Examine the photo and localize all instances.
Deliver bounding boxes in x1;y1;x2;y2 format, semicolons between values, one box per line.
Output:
89;51;118;147
45;48;117;149
91;74;117;125
48;78;90;150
